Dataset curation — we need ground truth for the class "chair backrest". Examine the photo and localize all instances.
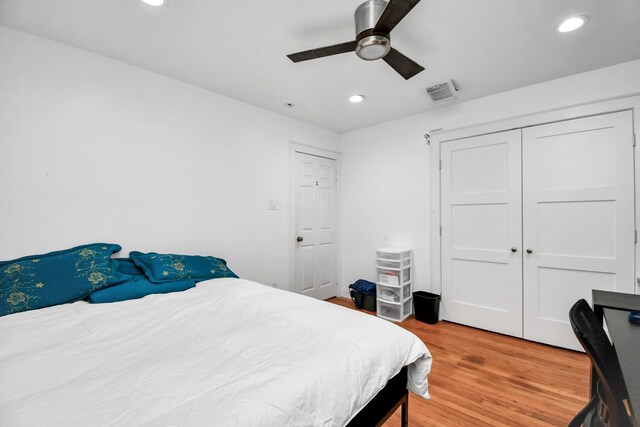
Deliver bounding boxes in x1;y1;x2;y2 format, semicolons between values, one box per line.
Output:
569;299;630;426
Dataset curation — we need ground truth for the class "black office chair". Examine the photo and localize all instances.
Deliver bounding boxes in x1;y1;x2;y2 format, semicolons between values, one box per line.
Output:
569;299;631;427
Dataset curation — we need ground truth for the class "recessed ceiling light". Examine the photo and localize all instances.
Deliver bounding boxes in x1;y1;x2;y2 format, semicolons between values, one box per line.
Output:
557;16;588;33
141;0;164;6
349;95;366;103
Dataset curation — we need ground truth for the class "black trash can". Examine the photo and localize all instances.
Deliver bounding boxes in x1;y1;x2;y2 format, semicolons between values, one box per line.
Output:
413;291;440;324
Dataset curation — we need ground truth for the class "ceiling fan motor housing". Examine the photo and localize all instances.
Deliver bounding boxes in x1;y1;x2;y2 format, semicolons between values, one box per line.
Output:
354;0;391;60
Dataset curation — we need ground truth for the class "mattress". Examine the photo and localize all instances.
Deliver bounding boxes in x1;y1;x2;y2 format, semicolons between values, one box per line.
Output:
0;278;432;426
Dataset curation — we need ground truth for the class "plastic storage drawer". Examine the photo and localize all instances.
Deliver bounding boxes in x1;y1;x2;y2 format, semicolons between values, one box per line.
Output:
377;267;411;286
402;284;411;300
377;300;402;321
377;283;412;303
403;298;412;317
376;258;411;269
376;248;412;260
377;284;402;303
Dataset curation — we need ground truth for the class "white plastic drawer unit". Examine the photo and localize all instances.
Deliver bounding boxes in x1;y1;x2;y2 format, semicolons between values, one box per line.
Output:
377;267;411;286
376;247;413;322
376;258;411;269
376;248;412;261
377;283;412;303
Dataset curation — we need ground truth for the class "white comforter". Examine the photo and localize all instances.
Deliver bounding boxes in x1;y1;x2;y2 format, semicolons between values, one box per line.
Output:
0;278;432;426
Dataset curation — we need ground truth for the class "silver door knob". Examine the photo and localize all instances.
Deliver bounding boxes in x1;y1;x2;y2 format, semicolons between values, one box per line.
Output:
526;248;533;254
296;236;303;242
511;247;517;253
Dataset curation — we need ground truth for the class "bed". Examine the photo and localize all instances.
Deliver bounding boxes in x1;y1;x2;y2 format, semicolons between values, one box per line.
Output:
0;277;432;426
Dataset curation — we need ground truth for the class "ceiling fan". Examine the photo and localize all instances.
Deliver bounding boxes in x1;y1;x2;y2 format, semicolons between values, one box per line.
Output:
287;0;424;80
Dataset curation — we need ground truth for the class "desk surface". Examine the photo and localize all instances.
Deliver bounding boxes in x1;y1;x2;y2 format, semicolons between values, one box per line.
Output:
593;290;640;312
604;308;640;427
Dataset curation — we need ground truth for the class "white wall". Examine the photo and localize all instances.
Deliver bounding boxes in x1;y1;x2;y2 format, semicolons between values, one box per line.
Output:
4;24;640;299
0;26;339;291
340;59;640;296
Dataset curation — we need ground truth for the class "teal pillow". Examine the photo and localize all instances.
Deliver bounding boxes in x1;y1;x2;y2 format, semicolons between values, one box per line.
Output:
86;277;195;304
1;243;123;317
113;258;145;276
129;251;238;283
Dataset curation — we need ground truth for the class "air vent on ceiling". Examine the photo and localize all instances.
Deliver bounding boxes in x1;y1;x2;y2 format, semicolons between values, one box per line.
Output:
426;80;458;105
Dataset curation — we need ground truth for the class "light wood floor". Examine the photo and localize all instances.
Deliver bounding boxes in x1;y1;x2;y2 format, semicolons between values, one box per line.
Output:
328;297;590;426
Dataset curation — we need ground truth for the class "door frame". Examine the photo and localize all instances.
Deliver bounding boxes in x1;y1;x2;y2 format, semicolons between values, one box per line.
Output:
289;142;342;296
430;96;640;314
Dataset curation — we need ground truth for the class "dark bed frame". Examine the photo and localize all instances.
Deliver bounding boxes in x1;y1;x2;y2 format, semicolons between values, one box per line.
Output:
347;366;408;427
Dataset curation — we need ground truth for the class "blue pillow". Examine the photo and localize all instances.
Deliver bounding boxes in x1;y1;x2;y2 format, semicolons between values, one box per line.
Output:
86;277;195;304
113;258;145;276
1;243;123;317
129;251;238;283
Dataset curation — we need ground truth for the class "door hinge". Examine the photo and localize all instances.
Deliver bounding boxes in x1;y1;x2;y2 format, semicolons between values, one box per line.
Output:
634;132;637;147
335;171;338;182
439;226;442;236
635;229;637;244
439;160;442;170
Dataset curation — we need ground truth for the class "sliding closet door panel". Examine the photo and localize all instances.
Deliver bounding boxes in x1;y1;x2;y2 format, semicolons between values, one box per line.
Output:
523;111;635;351
441;130;523;337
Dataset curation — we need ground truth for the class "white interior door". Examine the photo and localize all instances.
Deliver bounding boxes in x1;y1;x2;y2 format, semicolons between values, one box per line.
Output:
441;130;523;337
522;111;635;350
294;152;337;300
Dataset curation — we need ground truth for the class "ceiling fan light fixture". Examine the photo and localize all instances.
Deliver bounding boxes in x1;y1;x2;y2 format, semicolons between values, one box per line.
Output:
355;35;391;60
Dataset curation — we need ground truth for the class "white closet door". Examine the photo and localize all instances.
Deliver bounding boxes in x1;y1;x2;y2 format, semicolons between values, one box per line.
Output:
522;111;635;350
441;130;523;337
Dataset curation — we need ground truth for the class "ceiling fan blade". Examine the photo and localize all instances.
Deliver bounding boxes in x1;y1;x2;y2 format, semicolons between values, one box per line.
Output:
382;47;424;80
287;41;357;63
373;0;421;34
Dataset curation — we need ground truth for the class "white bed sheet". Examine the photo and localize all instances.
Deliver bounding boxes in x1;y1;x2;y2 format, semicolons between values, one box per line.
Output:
0;278;432;426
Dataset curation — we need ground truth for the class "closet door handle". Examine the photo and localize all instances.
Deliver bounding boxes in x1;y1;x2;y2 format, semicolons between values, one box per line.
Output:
511;247;517;253
526;248;533;254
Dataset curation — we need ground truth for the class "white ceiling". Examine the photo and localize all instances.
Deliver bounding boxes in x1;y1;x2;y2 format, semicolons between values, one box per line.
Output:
1;0;639;133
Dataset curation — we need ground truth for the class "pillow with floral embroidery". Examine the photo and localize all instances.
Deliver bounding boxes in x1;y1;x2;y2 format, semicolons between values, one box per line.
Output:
86;277;195;304
129;251;238;283
0;243;123;317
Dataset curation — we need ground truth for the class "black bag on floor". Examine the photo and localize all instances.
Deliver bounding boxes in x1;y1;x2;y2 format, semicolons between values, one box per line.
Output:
349;279;377;312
